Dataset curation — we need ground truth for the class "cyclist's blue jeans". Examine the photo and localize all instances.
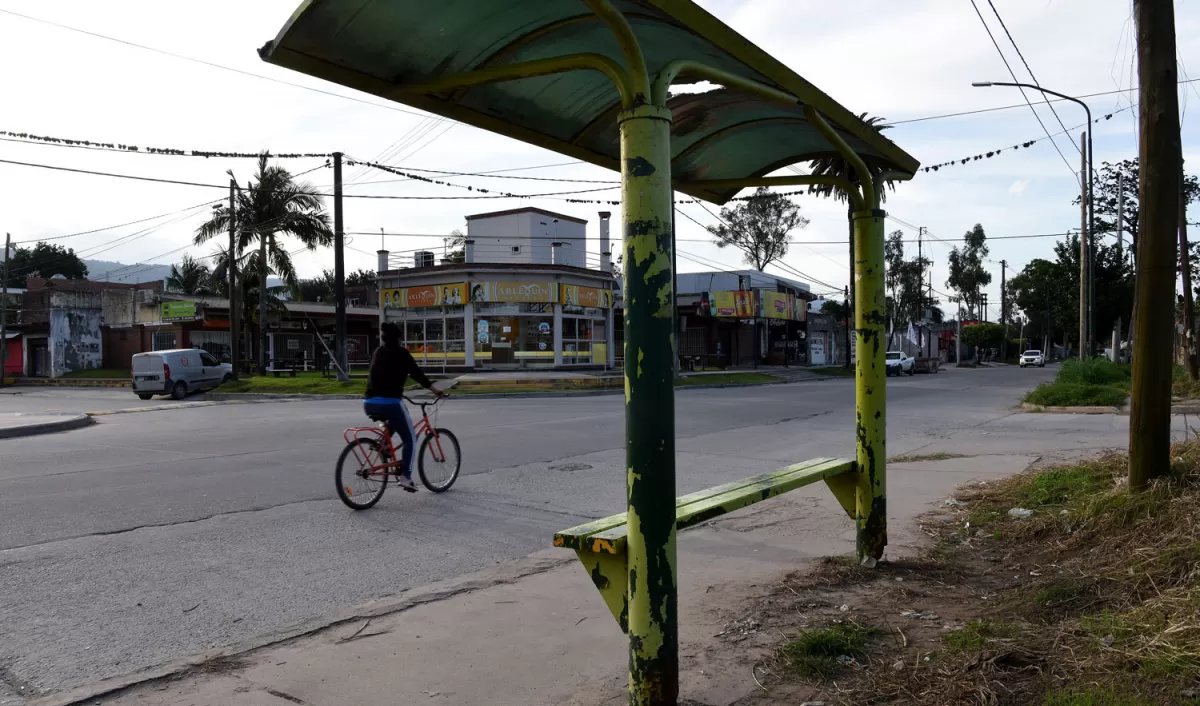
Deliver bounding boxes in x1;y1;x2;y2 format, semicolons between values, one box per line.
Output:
363;398;416;478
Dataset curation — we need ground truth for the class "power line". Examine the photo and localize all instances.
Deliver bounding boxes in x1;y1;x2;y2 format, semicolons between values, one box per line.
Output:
11;199;221;244
968;0;1079;182
0;7;436;121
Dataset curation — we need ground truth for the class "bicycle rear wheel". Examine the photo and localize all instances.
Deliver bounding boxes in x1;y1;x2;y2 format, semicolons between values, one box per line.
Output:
417;429;461;492
336;438;390;510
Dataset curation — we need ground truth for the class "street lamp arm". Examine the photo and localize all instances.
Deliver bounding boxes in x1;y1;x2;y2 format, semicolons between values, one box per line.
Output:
971;81;1091;121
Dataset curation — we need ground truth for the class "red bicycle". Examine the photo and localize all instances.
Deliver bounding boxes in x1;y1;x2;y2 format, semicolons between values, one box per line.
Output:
336;395;461;510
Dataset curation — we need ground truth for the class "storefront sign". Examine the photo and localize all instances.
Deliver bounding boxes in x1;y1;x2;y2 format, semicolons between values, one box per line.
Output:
559;284;612;308
161;300;198;322
470;281;555;303
538;321;551;334
761;291;794;320
709;291;756;318
380;282;467;308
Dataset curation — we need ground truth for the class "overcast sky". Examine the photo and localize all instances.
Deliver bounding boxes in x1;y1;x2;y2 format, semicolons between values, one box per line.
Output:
0;0;1196;318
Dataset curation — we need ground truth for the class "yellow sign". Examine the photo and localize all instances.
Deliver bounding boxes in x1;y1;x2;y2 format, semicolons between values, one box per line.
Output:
470;281;555;303
380;282;466;308
559;284;612;308
711;291;755;317
761;291;794;320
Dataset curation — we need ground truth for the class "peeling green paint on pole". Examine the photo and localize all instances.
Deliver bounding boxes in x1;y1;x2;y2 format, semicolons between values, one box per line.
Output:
853;207;887;561
619;103;678;706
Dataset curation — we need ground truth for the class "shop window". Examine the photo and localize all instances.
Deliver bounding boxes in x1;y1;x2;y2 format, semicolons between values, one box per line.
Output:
152;330;178;351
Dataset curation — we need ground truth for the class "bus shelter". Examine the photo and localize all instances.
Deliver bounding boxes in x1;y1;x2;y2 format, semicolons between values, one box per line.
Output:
260;2;919;702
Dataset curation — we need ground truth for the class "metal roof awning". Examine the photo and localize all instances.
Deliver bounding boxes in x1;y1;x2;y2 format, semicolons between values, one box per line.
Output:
260;0;919;205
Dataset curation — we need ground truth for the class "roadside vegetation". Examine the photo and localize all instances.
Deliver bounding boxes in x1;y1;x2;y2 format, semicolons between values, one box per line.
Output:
1024;358;1130;407
743;438;1200;704
810;366;855;377
62;368;130;379
677;372;781;386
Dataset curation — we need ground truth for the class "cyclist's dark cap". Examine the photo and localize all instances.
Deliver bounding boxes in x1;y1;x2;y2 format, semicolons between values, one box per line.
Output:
380;322;401;342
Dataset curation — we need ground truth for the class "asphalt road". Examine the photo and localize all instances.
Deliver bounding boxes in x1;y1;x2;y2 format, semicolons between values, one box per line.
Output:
0;366;1165;700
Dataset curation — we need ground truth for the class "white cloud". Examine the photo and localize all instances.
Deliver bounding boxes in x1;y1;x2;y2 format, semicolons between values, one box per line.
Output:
1009;180;1030;195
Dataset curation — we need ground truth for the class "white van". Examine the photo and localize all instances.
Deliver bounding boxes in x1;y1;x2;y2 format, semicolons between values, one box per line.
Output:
131;349;232;400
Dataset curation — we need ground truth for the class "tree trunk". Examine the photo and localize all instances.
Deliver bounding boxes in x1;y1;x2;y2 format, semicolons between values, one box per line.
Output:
1179;169;1197;379
258;234;268;375
1129;0;1181;489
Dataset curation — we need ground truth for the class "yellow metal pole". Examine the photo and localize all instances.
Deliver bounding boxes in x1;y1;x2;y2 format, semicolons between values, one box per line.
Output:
852;199;887;562
619;102;677;706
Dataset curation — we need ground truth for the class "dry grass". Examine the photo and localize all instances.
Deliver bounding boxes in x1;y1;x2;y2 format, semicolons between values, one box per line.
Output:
742;438;1200;705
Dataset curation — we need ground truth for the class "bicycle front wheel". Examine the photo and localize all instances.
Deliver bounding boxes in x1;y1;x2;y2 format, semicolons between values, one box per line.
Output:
417;429;461;492
336;438;389;510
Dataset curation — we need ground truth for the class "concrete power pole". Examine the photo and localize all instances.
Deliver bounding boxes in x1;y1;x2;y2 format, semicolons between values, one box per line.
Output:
1079;130;1090;359
0;233;9;387
1129;0;1182;488
1113;173;1124;361
228;180;240;381
1179;164;1198;380
1000;259;1008;362
333;152;349;382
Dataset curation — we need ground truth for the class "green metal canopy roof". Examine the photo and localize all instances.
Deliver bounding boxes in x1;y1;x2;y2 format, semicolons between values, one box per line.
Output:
260;0;920;205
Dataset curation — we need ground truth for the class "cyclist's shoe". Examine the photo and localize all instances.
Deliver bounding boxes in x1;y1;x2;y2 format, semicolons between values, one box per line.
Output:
396;476;418;493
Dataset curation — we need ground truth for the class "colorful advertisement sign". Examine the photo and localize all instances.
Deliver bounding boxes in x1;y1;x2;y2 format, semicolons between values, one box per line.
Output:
470;281;555;303
761;291;793;320
161;300;197;321
559;284;612;308
380;282;467;308
709;290;756;317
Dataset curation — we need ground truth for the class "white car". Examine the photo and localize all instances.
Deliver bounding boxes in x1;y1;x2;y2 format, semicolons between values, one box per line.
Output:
1019;350;1045;368
885;351;914;376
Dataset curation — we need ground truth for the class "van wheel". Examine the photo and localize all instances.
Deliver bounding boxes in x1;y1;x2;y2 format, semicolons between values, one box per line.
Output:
171;381;188;400
137;394;153;400
222;374;232;384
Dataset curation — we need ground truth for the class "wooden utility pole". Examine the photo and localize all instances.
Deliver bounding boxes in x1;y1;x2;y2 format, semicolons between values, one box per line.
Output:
1180;165;1198;379
1000;259;1008;362
0;233;10;388
1129;0;1181;488
1114;173;1124;361
333;152;349;382
228;180;241;381
1084;130;1094;357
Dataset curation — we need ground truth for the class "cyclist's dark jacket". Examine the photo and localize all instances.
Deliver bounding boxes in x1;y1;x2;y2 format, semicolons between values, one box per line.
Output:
365;343;432;399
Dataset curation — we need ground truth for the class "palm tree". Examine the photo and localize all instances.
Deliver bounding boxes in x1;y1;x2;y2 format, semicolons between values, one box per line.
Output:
165;255;214;295
195;153;333;372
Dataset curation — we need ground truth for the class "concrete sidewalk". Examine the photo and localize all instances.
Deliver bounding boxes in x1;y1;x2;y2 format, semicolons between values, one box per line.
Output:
0;412;92;439
86;453;1038;706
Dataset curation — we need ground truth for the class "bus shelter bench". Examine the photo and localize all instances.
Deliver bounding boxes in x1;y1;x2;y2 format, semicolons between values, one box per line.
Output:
553;457;856;632
266;359;298;377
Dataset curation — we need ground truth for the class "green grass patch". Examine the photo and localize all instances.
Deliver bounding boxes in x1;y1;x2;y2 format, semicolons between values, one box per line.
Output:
1024;382;1129;407
1041;686;1161;706
781;623;880;678
217;375;369;395
810;366;855;377
941;619;1017;652
676;372;781;386
1056;358;1131;389
62;368;129;379
1013;464;1111;508
1173;365;1200;399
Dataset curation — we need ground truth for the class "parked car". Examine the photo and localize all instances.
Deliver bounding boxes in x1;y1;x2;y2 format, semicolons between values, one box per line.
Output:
885;351;914;376
1019;350;1045;368
131;349;232;400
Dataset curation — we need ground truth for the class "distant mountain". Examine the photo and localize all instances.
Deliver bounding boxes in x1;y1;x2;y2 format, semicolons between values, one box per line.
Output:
83;259;282;288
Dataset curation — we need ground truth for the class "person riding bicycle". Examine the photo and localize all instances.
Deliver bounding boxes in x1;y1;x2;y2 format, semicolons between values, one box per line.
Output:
364;322;444;492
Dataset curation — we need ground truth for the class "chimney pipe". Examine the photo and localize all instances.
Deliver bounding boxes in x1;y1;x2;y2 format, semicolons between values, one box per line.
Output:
551;242;562;266
464;239;475;264
377;249;389;274
598;211;612;272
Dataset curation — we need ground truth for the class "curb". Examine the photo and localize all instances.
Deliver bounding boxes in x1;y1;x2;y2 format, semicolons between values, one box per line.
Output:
38;552;573;706
1019;403;1125;414
0;413;94;439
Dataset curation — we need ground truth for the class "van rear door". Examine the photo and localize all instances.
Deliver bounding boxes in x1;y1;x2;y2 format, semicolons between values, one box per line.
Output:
132;353;162;378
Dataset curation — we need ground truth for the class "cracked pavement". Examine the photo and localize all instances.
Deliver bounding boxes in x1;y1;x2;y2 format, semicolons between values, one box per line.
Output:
0;366;1179;702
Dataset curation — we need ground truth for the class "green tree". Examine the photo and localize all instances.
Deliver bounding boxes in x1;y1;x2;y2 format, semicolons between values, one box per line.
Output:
946;224;992;320
346;269;376;287
194;153;333;372
960;322;1005;361
165;254;213;295
443;228;467;264
292;269;335;302
1077;159;1199;252
3;242;88;287
707;187;809;271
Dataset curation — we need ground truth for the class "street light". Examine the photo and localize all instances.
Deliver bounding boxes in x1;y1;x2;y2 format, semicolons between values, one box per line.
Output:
973;81;1095;356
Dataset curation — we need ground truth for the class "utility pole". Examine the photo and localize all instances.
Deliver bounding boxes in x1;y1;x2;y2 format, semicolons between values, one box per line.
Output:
228;180;240;381
918;226;925;357
1129;0;1181;489
333;152;349;382
1114;172;1124;362
843;285;851;368
981;293;988;323
846;208;854;370
0;233;10;387
1000;259;1008;362
1179;164;1198;380
1084;128;1094;357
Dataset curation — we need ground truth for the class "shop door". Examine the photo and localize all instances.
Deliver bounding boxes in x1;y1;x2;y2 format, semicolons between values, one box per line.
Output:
491;317;517;366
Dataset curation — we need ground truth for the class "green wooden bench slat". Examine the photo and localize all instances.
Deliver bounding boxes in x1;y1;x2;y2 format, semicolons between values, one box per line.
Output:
552;457;836;550
556;458;853;554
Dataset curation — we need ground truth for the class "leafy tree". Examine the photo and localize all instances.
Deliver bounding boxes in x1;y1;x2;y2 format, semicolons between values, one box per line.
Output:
4;242;88;287
946;224;992;320
706;187;809;271
444;228;467;264
820;299;851;320
194;153;333;371
292;269;336;302
1076;159;1199;253
165;255;213;295
346;269;376;287
960;323;1006;361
